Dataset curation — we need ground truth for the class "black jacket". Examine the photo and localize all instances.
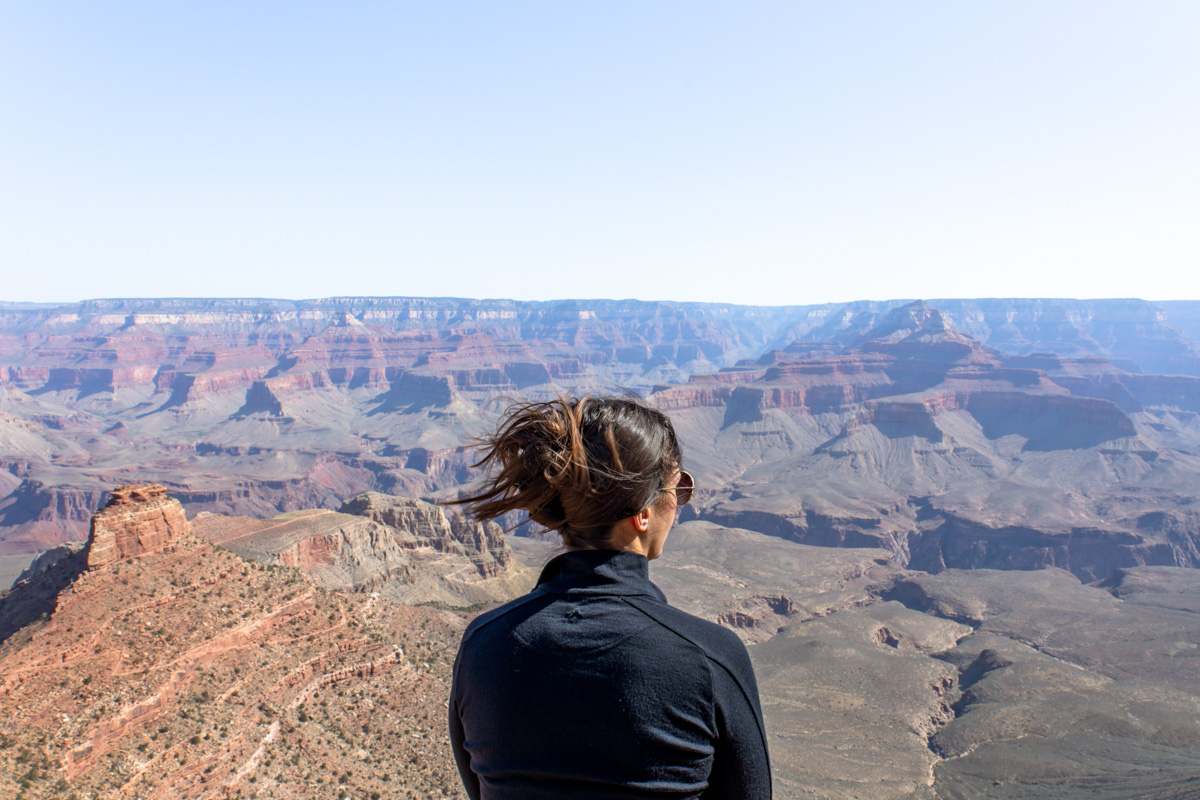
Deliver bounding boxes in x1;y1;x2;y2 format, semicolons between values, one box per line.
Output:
449;549;772;799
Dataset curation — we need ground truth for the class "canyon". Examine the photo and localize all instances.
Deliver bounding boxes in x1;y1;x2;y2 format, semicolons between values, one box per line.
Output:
4;295;1200;798
3;296;1200;584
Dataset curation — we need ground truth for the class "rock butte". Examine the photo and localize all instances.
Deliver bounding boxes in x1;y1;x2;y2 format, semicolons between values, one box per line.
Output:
84;484;189;569
0;489;472;798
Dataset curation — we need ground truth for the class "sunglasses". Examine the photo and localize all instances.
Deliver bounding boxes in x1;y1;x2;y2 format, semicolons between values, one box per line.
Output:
660;470;694;506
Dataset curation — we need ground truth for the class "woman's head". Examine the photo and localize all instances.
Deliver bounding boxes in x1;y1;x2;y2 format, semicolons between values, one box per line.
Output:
455;395;683;550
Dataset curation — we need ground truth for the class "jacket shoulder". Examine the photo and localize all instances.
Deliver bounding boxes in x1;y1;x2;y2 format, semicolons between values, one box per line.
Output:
460;588;548;642
622;597;753;677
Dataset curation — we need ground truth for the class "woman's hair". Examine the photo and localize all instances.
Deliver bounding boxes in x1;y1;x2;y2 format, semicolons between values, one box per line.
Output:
452;395;683;549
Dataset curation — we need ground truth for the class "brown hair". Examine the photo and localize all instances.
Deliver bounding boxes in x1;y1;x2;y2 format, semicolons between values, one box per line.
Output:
452;395;683;549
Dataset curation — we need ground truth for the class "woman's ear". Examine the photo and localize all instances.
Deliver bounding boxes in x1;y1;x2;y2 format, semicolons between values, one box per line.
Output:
630;506;652;533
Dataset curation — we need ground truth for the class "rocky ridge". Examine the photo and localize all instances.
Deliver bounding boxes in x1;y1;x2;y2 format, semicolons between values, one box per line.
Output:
190;493;527;607
0;483;516;799
338;493;512;579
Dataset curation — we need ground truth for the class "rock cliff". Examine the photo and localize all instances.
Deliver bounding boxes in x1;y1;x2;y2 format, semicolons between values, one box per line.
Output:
338;493;512;579
84;484;190;569
192;509;415;592
653;304;1200;580
190;493;525;606
0;492;470;799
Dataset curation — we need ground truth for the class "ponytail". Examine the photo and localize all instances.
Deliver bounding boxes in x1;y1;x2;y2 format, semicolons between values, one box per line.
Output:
451;396;682;549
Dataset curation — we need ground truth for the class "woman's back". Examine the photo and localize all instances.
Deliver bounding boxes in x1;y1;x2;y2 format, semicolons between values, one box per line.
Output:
450;550;770;799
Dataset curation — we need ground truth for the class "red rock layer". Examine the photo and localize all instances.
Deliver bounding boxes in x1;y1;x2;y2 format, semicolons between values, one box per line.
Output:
84;484;190;569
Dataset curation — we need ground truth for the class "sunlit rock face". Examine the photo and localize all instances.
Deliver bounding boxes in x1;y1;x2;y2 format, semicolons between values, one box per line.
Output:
0;492;469;800
188;493;528;608
648;303;1200;582
84;484;189;569
338;492;512;579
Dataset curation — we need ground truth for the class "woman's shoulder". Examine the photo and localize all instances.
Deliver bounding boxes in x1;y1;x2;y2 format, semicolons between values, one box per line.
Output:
459;586;551;642
623;596;753;674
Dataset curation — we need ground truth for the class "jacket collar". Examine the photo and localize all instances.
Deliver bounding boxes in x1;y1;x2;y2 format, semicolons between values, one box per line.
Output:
535;549;667;601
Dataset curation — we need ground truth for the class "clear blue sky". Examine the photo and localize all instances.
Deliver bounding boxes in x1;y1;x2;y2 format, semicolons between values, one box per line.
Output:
2;1;1197;305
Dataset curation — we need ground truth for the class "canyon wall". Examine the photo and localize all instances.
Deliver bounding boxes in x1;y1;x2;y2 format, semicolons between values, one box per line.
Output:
4;297;1200;588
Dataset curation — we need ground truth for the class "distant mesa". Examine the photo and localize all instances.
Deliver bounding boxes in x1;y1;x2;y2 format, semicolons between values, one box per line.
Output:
644;302;1200;580
658;300;1137;447
855;300;955;342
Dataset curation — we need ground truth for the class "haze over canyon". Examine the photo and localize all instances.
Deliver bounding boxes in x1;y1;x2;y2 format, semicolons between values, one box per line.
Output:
3;295;1200;799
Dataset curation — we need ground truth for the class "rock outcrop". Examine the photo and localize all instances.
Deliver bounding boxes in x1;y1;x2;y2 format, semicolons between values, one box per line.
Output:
190;494;525;605
339;493;513;579
84;484;189;569
192;509;415;592
0;493;469;800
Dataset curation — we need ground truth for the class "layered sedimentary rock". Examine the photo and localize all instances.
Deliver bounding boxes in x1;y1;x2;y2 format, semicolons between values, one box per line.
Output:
0;494;469;800
0;297;794;404
338;492;512;579
4;296;1200;591
192;509;415;591
84;484;189;568
772;297;1200;377
0;297;804;560
191;493;524;605
656;303;1200;580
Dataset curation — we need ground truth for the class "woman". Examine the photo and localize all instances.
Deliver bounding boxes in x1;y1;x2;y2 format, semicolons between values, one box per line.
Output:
448;395;771;800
